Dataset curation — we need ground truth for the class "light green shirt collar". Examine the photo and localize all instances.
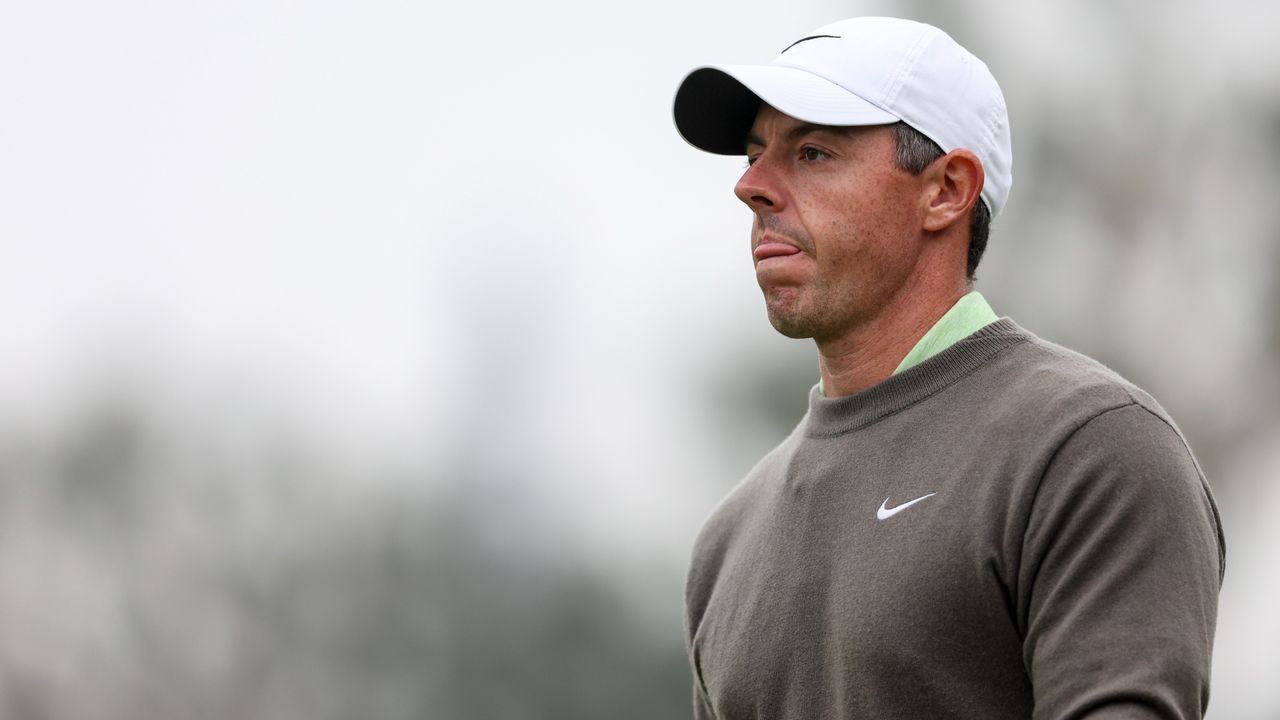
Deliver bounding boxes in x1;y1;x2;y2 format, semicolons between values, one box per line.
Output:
818;291;998;395
892;290;998;375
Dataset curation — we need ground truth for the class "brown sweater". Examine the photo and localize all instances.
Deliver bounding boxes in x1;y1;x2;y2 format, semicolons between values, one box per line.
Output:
685;319;1225;719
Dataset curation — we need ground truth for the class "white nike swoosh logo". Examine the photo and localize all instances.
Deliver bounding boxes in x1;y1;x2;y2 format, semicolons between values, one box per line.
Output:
876;492;937;520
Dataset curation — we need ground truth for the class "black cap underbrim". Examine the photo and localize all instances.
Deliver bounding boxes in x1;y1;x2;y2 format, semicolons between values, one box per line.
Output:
672;67;763;156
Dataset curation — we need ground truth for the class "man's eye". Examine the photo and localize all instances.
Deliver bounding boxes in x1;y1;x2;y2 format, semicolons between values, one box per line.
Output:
801;147;829;161
745;155;759;167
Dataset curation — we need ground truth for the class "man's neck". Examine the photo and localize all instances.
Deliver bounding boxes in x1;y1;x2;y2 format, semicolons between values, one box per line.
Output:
817;284;969;397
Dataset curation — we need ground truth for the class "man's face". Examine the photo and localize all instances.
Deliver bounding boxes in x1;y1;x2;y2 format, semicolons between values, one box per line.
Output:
737;105;925;342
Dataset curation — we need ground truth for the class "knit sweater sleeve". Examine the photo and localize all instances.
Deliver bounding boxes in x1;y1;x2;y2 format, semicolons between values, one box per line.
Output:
692;682;716;720
1019;402;1225;720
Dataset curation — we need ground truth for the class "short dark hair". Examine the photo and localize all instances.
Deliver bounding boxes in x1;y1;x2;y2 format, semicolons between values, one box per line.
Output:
891;122;991;282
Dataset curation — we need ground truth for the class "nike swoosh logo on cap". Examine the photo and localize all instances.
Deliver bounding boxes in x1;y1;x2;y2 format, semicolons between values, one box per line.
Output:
876;493;937;520
780;34;841;54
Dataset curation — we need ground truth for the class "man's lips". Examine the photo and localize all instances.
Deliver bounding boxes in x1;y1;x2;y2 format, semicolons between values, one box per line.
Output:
753;242;802;261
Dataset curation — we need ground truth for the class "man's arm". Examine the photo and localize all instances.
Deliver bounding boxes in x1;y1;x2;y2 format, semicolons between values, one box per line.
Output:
691;679;716;720
1019;402;1225;719
685;543;718;720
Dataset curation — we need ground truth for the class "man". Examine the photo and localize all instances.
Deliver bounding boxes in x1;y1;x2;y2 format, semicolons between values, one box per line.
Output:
673;16;1225;720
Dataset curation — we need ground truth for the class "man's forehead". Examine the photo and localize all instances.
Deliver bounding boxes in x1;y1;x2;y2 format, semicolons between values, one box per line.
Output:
745;106;891;149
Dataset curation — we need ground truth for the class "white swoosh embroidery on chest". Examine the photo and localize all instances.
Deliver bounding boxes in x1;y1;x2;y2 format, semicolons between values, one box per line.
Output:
876;492;937;520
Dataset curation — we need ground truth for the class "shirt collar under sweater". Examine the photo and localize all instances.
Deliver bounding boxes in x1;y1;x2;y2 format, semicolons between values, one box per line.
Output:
805;318;1029;437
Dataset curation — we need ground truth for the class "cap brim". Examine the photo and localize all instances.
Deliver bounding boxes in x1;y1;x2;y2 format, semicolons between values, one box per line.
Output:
673;65;900;155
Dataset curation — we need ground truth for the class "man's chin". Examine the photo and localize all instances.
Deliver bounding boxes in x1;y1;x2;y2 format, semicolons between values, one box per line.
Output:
765;308;818;339
763;286;832;338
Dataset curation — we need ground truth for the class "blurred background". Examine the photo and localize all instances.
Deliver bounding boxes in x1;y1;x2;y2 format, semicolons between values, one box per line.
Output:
0;0;1276;717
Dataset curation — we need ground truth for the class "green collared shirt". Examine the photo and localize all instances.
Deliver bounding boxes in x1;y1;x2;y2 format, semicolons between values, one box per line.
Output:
893;291;998;374
819;291;998;395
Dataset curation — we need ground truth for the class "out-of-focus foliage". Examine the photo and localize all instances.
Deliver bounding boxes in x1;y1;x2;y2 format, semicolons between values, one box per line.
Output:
0;395;687;719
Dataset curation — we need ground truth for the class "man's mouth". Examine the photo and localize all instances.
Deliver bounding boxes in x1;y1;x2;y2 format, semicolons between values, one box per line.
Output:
753;242;802;261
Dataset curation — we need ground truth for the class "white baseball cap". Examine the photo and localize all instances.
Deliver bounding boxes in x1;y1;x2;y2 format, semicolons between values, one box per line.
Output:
673;17;1013;217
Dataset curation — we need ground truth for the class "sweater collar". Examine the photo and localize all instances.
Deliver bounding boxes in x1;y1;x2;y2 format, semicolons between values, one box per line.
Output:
804;318;1030;437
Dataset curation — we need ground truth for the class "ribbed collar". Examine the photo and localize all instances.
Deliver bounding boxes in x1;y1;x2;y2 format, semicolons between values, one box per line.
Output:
804;318;1031;437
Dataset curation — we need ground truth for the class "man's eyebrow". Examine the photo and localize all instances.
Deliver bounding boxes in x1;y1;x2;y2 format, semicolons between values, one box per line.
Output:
744;123;848;151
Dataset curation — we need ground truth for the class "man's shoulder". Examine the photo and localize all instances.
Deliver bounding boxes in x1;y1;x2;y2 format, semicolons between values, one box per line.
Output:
977;322;1174;428
692;423;803;539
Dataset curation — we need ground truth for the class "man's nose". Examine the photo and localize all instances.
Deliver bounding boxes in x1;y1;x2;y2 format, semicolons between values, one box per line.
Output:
734;158;785;212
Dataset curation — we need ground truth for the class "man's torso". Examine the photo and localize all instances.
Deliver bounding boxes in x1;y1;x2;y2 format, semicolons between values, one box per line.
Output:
685;321;1224;719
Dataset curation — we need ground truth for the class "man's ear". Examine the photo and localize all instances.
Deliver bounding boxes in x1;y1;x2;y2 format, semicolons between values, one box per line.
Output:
920;149;984;233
